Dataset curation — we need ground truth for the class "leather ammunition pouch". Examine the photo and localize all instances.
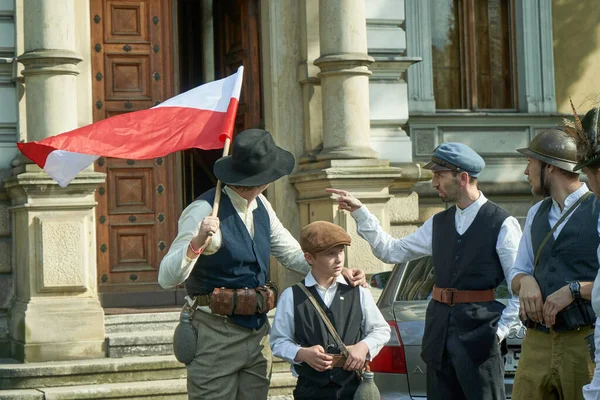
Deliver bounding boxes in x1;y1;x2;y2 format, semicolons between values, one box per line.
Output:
526;299;595;333
208;282;279;316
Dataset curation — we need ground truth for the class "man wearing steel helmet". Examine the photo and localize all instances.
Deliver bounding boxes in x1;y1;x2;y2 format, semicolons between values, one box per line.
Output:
560;106;600;400
328;142;523;400
510;128;598;400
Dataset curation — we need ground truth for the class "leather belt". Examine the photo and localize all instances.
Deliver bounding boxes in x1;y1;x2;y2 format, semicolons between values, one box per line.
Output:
432;285;495;306
194;294;211;307
329;354;347;368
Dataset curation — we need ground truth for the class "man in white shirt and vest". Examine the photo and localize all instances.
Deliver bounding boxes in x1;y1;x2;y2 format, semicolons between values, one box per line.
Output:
556;106;600;400
510;127;598;400
328;142;522;400
158;129;365;400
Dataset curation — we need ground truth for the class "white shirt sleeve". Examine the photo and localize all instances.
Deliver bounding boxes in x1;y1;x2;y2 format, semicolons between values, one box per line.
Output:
592;214;600;316
260;194;310;275
270;287;302;365
358;286;391;359
495;216;523;342
508;202;541;287
157;200;221;289
351;206;433;264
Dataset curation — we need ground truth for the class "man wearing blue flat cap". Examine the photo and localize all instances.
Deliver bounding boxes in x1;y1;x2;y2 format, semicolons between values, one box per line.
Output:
328;142;523;400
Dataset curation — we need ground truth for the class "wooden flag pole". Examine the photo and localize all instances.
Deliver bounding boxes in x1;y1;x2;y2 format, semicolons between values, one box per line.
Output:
210;136;231;218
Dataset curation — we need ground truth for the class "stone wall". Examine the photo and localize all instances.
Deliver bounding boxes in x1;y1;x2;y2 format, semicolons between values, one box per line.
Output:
0;0;17;357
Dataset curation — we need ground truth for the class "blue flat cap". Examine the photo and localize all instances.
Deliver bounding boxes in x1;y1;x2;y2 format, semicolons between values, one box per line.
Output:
423;142;485;177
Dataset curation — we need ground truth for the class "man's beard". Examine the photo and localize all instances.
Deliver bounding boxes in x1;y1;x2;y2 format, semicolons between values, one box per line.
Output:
440;180;460;203
532;175;552;197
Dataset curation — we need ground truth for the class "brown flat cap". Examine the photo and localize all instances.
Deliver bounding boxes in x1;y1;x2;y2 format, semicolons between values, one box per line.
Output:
299;221;351;254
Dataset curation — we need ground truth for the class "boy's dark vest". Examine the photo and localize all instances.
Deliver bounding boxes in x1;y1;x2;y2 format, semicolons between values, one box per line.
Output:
292;281;363;387
530;194;599;331
422;201;509;366
185;188;271;329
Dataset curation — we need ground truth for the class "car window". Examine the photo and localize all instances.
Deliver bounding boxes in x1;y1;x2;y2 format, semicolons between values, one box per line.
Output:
396;256;512;301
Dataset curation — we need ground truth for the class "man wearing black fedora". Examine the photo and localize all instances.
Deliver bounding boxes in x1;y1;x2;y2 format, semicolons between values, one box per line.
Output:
159;129;366;400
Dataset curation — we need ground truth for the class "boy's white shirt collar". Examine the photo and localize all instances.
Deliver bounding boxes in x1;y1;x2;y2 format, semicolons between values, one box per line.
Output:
304;271;348;288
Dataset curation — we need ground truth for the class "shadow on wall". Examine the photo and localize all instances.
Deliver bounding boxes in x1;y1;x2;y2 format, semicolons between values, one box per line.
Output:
553;0;600;111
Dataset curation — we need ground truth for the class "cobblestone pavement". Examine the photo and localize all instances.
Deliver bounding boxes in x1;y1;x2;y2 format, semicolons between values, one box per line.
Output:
267;396;293;400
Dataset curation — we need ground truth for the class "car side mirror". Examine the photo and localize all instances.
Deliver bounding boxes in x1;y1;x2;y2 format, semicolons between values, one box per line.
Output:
369;271;391;289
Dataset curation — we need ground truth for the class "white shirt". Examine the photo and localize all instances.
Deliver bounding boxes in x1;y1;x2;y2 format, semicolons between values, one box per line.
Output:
509;184;600;291
351;192;523;342
270;272;391;376
158;186;310;289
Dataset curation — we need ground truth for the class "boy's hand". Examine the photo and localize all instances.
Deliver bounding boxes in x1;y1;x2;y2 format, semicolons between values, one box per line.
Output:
342;268;367;288
295;345;333;372
326;188;363;212
344;342;369;371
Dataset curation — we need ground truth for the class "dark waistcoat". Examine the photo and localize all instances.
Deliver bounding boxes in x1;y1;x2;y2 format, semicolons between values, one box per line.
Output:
422;201;509;366
185;188;271;329
292;281;363;387
531;195;599;330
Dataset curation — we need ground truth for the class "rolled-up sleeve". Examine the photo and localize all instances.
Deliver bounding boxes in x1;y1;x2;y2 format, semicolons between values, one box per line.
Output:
158;200;220;289
260;194;310;275
352;206;433;264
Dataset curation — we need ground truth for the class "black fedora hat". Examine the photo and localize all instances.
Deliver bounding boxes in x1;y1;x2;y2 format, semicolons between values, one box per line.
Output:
213;129;296;186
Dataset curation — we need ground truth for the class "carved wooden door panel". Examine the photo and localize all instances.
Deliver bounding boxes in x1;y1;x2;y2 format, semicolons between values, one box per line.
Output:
90;0;179;307
214;0;262;132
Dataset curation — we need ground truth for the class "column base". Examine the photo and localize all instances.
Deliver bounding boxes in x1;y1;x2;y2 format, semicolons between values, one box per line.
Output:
9;298;105;362
317;145;378;161
290;159;402;274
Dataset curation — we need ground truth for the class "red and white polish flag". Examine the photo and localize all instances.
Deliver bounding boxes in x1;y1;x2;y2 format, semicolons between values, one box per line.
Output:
17;66;244;187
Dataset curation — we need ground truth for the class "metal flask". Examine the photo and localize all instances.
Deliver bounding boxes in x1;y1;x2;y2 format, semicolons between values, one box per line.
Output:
353;371;380;400
173;310;198;365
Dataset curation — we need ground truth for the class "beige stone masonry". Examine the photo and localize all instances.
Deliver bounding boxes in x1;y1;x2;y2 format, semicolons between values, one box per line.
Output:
4;166;106;362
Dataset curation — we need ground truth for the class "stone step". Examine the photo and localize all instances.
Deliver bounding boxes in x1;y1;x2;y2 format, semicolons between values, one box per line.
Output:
107;330;174;358
104;312;179;334
0;355;186;390
268;371;297;397
272;357;289;373
0;379;188;400
0;373;296;399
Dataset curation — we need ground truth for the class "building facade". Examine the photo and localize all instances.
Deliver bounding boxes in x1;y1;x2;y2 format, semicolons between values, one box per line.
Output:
0;0;598;363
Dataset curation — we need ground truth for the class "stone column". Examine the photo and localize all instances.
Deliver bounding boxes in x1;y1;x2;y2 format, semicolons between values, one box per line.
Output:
289;0;407;275
5;0;106;362
314;0;377;160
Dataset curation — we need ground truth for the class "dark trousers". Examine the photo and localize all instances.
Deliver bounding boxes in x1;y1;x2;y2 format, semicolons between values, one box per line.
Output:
426;324;505;400
293;376;359;400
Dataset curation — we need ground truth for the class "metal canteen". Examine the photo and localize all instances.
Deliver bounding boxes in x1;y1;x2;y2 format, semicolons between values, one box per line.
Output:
172;310;197;365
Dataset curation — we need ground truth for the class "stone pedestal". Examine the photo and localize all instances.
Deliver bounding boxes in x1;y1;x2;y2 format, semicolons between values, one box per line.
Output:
5;0;107;362
5;165;106;362
290;159;403;273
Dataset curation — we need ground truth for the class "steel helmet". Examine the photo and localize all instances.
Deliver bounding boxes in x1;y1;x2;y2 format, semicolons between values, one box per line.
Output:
516;128;579;172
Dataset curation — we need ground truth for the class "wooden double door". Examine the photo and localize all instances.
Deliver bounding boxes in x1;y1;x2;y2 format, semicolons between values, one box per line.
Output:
90;0;262;307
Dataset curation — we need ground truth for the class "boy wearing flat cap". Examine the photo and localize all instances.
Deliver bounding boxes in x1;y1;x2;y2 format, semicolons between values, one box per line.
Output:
158;129;366;400
328;142;523;400
270;221;391;400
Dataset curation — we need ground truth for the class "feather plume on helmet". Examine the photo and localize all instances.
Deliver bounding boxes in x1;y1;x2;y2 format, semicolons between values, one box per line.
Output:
563;96;600;171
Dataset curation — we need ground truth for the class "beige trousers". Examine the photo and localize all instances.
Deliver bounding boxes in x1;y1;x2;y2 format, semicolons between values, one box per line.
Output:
186;310;272;400
512;326;594;400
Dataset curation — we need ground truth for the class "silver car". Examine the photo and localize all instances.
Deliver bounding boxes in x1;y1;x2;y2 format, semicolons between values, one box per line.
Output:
369;256;524;399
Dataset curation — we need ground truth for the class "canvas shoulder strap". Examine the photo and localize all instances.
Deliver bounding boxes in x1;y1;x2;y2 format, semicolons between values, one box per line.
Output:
296;282;349;358
534;191;593;269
